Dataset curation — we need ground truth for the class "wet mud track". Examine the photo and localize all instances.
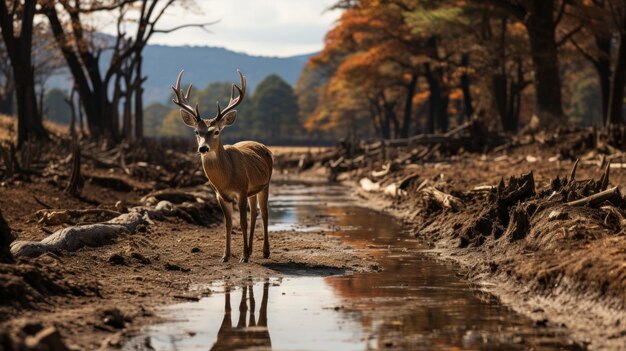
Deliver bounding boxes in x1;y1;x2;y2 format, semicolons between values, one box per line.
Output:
124;182;582;350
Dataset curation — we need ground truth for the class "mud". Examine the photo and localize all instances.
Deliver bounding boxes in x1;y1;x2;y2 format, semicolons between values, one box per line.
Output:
280;138;626;350
0;178;375;350
124;181;581;351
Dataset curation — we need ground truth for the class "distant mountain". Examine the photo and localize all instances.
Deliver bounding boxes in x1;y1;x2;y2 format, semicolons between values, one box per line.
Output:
48;44;316;104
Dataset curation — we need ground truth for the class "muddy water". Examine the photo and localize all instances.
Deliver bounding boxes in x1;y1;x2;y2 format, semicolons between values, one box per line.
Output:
126;182;581;351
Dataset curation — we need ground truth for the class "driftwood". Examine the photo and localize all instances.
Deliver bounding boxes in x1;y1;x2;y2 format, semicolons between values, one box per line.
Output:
420;186;464;211
12;188;221;257
359;177;380;192
11;211;150;257
35;208;122;226
566;186;621;207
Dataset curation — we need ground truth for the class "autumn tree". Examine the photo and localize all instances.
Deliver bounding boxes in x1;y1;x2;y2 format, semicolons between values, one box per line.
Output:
309;1;427;137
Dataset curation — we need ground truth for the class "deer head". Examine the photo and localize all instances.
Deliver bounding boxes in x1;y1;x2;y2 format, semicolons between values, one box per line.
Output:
172;70;247;154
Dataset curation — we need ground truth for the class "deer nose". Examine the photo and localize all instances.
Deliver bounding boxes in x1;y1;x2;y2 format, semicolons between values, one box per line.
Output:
198;145;209;153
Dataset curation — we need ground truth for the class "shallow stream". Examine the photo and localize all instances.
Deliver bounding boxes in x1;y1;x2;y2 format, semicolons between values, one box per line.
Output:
125;182;581;350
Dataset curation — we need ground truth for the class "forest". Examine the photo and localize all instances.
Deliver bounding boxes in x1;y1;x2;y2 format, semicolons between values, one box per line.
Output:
1;0;626;350
5;1;626;145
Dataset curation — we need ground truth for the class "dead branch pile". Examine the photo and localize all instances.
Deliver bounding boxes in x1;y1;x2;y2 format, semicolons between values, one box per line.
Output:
275;119;505;181
11;187;221;258
0;137;206;193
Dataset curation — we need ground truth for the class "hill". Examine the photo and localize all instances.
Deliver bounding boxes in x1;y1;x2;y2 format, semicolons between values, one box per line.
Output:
48;44;315;104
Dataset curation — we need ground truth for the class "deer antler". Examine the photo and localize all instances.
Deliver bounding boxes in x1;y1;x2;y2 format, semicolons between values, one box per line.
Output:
172;70;201;122
215;70;247;121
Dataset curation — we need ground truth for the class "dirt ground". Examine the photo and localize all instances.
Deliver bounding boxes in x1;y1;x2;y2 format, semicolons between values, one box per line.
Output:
280;130;626;350
0;169;374;350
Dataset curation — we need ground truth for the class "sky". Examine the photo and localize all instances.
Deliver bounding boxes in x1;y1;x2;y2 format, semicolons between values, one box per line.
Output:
101;0;342;58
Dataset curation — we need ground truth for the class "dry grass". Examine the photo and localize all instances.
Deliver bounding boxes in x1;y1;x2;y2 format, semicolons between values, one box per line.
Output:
269;146;329;156
0;114;69;143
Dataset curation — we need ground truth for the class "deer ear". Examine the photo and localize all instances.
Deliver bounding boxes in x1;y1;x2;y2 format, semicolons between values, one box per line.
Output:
221;111;237;127
180;110;197;127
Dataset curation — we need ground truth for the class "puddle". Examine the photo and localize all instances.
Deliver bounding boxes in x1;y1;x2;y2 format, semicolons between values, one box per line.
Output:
125;182;582;351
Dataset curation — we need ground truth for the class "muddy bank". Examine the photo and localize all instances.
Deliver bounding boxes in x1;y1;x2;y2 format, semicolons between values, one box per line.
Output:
276;135;626;350
0;179;375;350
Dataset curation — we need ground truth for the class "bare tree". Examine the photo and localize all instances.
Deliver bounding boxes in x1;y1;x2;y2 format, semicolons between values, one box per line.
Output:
0;0;48;146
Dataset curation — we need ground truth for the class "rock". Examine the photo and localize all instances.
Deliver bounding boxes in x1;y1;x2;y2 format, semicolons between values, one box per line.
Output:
164;262;190;272
191;247;201;253
22;321;44;335
130;252;150;264
101;308;125;329
107;253;126;265
25;327;70;351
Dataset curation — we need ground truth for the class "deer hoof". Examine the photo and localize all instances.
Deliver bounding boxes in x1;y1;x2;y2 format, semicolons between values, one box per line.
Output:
263;251;270;259
220;255;230;263
239;256;249;263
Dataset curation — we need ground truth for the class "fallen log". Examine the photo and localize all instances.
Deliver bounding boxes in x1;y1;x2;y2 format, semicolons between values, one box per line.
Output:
565;186;621;207
12;190;221;258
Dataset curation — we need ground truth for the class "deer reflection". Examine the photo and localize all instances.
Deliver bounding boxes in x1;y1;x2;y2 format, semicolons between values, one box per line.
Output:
210;281;271;351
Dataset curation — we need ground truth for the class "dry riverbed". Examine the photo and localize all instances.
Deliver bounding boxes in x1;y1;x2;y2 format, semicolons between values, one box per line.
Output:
0;180;376;350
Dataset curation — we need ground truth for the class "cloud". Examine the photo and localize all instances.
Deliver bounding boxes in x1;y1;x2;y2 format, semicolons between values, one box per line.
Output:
101;0;341;57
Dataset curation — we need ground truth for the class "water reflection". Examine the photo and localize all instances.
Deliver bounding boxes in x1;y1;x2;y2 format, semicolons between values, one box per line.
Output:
126;182;582;351
211;282;271;351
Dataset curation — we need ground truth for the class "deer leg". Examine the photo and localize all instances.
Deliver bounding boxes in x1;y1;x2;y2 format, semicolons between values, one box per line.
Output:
237;285;248;328
259;185;270;259
258;280;269;327
218;195;232;263
248;283;256;327
248;196;258;257
238;195;250;263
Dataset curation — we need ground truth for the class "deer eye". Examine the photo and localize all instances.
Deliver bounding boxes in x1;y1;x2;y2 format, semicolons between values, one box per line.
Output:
194;130;200;136
214;130;220;136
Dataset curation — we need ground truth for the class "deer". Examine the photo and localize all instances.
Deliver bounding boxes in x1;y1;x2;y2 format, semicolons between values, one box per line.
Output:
172;70;273;263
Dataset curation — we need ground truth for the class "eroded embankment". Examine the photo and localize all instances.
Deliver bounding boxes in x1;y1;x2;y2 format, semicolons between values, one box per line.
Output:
346;164;625;350
275;132;626;350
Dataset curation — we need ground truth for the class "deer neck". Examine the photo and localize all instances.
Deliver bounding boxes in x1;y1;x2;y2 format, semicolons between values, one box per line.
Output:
201;141;231;191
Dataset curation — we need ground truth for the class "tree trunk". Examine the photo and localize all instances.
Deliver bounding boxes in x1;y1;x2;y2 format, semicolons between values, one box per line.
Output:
493;73;509;130
594;34;612;123
134;54;144;140
0;0;47;146
424;63;439;133
437;93;450;132
423;62;449;132
524;0;565;127
0;91;13;115
607;6;626;126
460;54;474;120
44;5;117;141
401;73;418;138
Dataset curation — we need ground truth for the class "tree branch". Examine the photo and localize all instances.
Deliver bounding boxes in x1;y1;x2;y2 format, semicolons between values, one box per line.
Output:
152;21;217;34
